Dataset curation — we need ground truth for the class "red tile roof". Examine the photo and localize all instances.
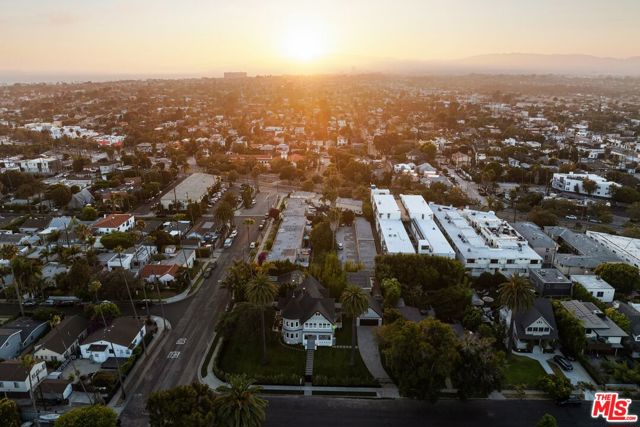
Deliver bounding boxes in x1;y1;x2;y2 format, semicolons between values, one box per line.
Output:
93;214;133;230
139;263;180;279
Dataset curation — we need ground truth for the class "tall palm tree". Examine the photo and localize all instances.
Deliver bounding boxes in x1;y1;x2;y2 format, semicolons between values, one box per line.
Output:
20;354;40;426
327;208;340;251
74;223;92;251
215;374;267;427
340;285;370;366
245;273;276;365
0;245;24;316
115;246;147;355
498;273;535;358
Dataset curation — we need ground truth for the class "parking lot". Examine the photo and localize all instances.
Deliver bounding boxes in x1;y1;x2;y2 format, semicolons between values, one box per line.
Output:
336;226;358;265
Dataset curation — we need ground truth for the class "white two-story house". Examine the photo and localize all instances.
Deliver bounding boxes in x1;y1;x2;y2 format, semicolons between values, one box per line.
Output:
92;214;135;234
278;276;337;349
0;359;47;398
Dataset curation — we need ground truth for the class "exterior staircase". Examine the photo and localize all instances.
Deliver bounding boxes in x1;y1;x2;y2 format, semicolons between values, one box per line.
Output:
305;348;315;378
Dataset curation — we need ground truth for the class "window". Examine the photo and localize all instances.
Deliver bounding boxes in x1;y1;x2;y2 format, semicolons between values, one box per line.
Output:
467;259;475;264
507;259;514;264
543;327;549;332
490;259;498;264
597;291;604;297
14;382;19;388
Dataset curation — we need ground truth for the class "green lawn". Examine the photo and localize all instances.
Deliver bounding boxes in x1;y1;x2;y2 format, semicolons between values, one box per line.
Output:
504;355;547;388
335;317;355;346
313;347;377;386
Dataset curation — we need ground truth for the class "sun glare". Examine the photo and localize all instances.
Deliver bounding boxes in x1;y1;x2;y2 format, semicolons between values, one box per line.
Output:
282;25;327;62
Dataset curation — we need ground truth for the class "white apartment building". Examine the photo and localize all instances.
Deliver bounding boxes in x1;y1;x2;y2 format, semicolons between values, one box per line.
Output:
551;172;620;199
430;205;542;276
399;194;455;258
586;231;640;269
371;189;415;254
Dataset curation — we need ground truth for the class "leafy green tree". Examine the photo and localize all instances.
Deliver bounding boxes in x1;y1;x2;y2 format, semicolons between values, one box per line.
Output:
310;221;333;256
246;272;277;364
552;300;586;357
612;186;640;204
215;201;235;226
377;318;460;401
54;405;118;427
99;231;136;250
582;178;597;196
538;374;573;401
429;284;472;322
320;252;347;297
242;185;253;208
85;302;121;322
215;374;268;427
220;260;253;302
536;414;558;427
453;335;505;399
381;278;402;308
527;207;558;228
147;383;217;427
605;307;631;333
595;263;640;295
340;285;370;366
498;274;534;357
341;210;355;226
0;398;21;427
46;184;72;207
80;205;99;221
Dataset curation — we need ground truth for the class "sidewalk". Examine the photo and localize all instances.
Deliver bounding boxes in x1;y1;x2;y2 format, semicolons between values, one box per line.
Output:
108;315;172;415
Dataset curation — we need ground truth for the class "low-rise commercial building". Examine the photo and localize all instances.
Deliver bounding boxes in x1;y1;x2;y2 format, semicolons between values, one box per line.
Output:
586;231;640;269
544;227;622;275
513;222;557;266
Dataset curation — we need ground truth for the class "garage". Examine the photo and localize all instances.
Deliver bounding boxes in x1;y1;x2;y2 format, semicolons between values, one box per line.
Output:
358;318;381;326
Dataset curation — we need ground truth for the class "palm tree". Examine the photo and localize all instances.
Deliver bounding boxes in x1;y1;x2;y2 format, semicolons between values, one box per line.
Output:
215;374;267;427
498;273;535;358
0;244;24;316
327;208;340;250
245;273;276;365
20;354;40;426
340;285;370;366
74;223;92;251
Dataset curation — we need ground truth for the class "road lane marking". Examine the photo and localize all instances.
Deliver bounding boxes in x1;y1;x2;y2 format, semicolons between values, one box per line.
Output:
176;338;187;345
167;351;181;359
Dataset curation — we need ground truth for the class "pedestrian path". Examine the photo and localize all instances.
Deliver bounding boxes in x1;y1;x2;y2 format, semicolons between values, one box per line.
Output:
305;349;315;377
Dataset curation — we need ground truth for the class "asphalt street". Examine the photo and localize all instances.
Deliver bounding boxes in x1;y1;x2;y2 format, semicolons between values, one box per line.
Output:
265;396;612;427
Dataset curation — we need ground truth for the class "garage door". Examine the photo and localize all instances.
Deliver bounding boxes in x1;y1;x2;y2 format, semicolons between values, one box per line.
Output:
358;318;381;326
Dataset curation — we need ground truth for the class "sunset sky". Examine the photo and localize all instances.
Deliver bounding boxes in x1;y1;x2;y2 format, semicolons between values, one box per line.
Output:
1;0;639;77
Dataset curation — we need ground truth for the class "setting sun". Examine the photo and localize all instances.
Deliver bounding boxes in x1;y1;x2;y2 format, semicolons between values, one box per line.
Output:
282;25;328;62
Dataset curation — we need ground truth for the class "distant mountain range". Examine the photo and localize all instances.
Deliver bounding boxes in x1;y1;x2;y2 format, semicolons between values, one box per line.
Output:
365;53;640;76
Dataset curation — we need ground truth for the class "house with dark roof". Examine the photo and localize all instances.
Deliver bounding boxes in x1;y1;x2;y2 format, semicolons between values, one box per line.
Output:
79;317;146;363
34;315;90;362
0;317;49;357
278;276;337;349
615;302;640;358
0;359;47;397
561;300;628;353
507;298;558;352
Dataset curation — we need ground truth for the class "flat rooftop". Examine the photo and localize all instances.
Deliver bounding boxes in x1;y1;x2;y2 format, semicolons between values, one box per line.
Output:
412;217;455;256
586;231;640;267
378;219;415;254
570;274;614;290
267;198;307;264
530;268;571;284
544;227;621;263
372;193;401;216
399;194;433;219
430;204;541;261
161;173;217;202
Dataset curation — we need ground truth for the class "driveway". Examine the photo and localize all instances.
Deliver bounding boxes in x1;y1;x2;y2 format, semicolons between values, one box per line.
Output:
336;226;357;265
357;325;398;398
517;348;595;392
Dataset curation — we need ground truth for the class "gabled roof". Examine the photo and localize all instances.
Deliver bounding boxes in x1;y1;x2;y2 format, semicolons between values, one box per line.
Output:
139;263;180;279
0;360;41;381
1;317;47;345
92;214;133;229
279;276;335;323
35;315;89;355
513;298;558;340
82;317;144;348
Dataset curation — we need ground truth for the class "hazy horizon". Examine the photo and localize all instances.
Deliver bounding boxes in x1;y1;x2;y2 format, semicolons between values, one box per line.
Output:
1;0;640;82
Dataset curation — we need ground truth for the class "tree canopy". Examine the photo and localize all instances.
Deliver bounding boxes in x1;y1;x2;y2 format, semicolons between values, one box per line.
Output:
147;383;217;427
594;263;640;295
54;405;117;427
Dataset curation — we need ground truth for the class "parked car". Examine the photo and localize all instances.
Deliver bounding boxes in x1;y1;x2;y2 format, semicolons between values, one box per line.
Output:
553;355;573;371
210;260;218;270
229;229;238;238
223;238;233;248
249;241;257;249
556;395;582;406
203;267;213;278
337;242;344;250
23;299;37;307
565;215;578;220
258;222;265;230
